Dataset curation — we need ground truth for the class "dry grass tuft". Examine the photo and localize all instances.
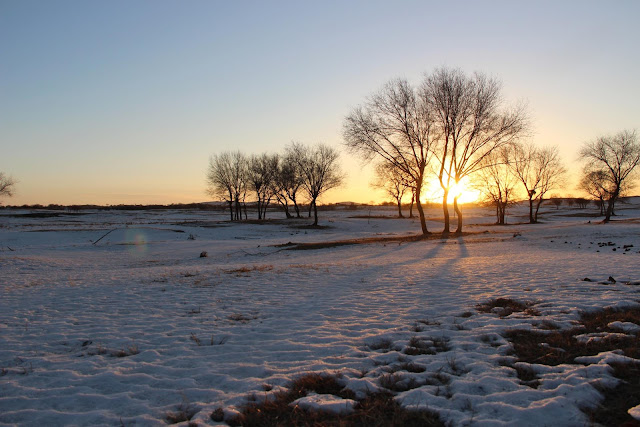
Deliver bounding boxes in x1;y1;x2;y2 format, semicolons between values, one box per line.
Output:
379;373;423;392
224;265;273;276
404;337;435;356
476;298;540;317
366;338;395;352
111;344;139;358
166;401;198;424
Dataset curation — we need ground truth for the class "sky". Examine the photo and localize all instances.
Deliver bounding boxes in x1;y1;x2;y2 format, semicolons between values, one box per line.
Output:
1;0;639;206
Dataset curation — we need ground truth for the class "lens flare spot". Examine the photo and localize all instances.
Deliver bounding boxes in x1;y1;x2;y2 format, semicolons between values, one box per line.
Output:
124;229;148;256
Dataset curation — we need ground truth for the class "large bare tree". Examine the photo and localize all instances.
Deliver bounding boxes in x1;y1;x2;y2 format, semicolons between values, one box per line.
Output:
580;130;640;222
206;151;247;221
289;142;344;226
372;162;412;218
423;67;528;233
0;173;16;199
344;78;435;234
510;143;566;223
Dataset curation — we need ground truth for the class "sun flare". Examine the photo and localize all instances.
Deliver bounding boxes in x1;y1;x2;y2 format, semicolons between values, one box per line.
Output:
423;177;481;205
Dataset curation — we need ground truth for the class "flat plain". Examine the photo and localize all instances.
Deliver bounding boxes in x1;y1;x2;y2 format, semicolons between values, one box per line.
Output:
1;202;639;426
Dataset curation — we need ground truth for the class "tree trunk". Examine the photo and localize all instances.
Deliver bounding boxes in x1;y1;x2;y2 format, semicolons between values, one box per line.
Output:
257;198;262;220
228;200;233;221
534;198;543;223
409;193;414;218
313;200;319;226
397;199;404;218
499;202;506;225
289;194;301;218
415;180;429;235
604;189;619;222
277;196;292;218
442;189;450;233
454;195;463;234
528;197;535;224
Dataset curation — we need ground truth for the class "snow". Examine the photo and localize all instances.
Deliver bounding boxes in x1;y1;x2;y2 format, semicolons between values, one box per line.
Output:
608;321;640;333
290;393;356;415
1;201;639;426
630;404;640;421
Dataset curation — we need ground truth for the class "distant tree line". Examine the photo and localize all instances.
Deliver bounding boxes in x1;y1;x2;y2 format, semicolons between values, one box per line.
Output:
206;142;343;226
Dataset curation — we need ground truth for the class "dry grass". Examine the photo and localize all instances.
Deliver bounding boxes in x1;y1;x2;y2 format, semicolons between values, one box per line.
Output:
165;400;198;424
476;298;541;317
110;344;139;358
503;306;640;424
586;361;640;426
505;307;640;366
403;336;451;356
224;265;274;276
365;338;395;352
228;313;258;323
282;232;479;251
227;373;443;427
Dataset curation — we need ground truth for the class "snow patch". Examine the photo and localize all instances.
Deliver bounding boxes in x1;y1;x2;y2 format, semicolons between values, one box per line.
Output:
289;393;357;415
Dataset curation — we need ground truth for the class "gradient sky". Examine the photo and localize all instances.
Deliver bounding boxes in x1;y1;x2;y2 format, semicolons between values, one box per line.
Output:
1;0;639;205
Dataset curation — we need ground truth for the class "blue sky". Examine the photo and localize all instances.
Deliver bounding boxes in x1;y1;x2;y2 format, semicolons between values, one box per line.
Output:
1;0;639;204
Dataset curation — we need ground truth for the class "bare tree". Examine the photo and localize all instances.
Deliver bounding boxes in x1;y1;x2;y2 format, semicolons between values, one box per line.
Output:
344;78;435;234
247;153;278;219
579;169;608;215
423;67;528;234
371;162;411;218
580;130;640;222
206;151;247;221
290;142;344;226
473;147;519;225
0;173;16;199
510;143;566;223
276;147;306;218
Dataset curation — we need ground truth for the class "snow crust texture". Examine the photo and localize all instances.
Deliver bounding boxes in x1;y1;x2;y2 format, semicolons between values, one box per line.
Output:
1;204;639;426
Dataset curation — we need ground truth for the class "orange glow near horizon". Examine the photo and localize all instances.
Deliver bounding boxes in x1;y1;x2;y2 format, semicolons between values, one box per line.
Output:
421;177;482;205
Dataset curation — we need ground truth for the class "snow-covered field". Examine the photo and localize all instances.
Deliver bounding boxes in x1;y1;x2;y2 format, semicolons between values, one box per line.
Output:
1;202;639;426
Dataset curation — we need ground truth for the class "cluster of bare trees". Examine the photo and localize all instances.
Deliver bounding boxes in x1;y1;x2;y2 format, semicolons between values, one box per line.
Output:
206;143;343;225
579;130;640;221
473;143;566;225
344;67;529;234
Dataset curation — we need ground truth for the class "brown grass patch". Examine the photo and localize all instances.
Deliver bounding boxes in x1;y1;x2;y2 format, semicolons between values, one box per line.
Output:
166;401;198;424
227;373;443;427
281;232;479;251
503;306;640;424
586;361;640;426
476;298;541;317
224;265;274;275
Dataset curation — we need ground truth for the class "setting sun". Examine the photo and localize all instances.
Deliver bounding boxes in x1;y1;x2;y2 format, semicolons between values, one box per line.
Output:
422;177;482;205
448;178;481;204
